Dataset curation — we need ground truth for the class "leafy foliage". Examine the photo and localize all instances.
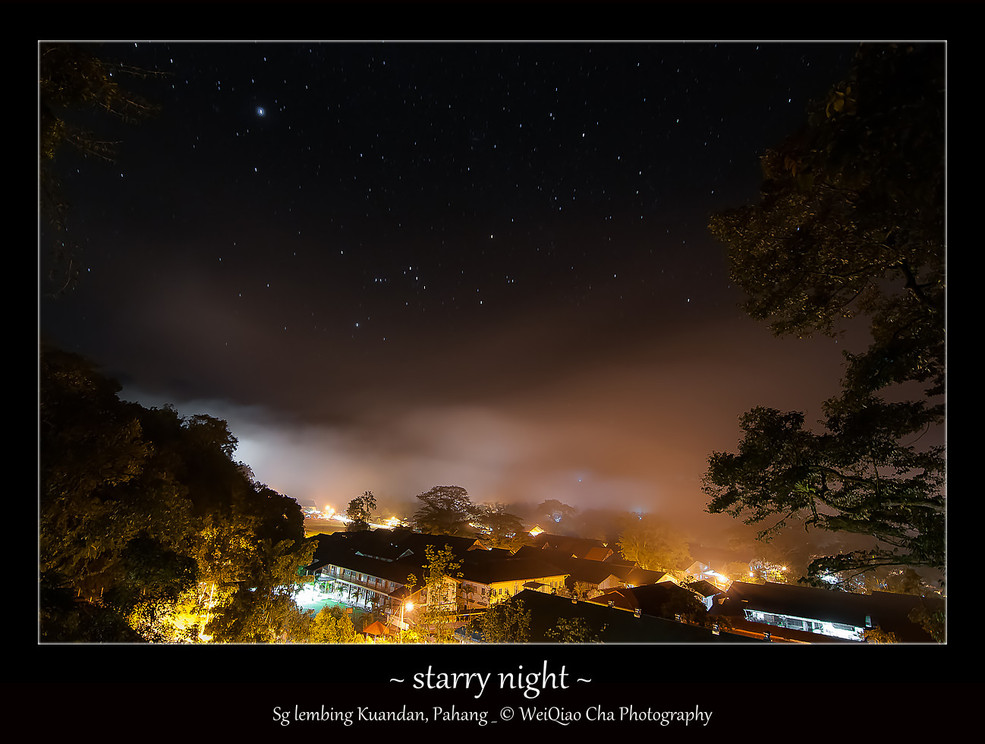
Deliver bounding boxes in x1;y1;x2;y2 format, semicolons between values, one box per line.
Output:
709;43;944;349
476;599;531;643
309;605;358;643
472;503;529;549
406;544;463;642
411;485;477;536
345;490;377;531
704;402;944;581
39;43;160;164
546;616;600;643
703;43;945;587
537;499;576;525
39;43;164;296
617;514;692;574
39;345;315;642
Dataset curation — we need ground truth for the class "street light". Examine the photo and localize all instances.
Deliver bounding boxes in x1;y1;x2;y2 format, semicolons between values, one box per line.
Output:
398;601;414;643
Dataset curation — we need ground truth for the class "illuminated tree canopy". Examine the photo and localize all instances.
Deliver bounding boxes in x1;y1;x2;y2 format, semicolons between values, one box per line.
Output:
40;344;315;642
703;43;945;586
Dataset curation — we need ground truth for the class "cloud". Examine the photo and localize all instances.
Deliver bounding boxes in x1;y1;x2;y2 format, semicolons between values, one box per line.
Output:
120;294;850;536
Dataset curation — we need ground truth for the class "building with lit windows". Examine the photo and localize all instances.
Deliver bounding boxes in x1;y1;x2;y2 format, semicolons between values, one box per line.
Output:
457;551;569;608
497;589;764;643
709;581;943;643
304;528;571;621
304;529;486;618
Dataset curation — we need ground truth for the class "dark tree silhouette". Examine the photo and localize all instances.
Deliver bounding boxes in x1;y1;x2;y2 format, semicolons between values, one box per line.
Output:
703;43;945;587
39;43;162;296
412;485;478;536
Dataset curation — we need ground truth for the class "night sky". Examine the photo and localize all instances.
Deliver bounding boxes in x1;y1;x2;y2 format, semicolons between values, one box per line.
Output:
40;41;863;538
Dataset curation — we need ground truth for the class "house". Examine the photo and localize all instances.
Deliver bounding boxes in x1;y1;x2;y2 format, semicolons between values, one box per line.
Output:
498;589;763;643
683;541;758;587
529;532;613;560
305;532;420;618
305;528;571;628
457;551;569;609
709;580;943;643
619;564;677;587
683;559;735;590
582;545;615;562
591;582;710;624
304;528;491;622
601;551;638;569
513;544;674;598
684;579;723;611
